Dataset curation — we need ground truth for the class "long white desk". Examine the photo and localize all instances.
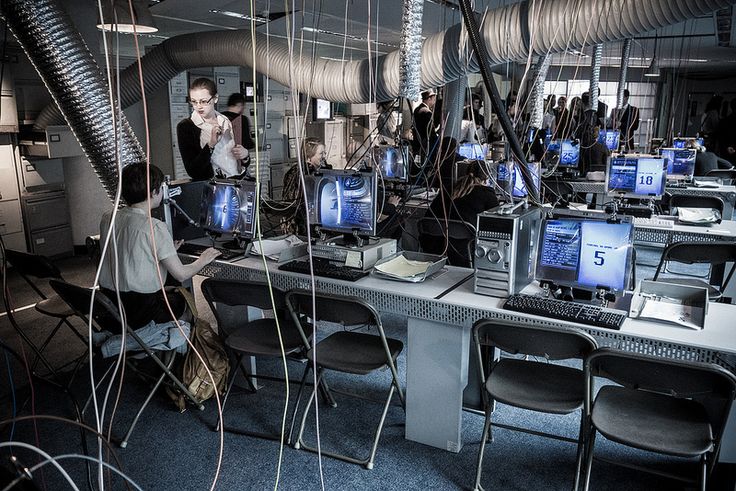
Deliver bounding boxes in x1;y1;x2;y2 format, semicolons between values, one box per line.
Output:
196;255;736;457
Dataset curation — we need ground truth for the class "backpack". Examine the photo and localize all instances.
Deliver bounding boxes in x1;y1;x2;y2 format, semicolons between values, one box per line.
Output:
171;287;230;410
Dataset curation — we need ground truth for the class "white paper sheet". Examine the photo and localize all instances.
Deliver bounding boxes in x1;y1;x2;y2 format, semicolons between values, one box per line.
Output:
250;235;305;260
374;255;433;278
678;207;720;224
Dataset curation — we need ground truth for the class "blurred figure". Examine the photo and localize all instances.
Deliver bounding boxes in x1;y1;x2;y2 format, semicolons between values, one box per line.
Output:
376;101;398;142
612;89;639;152
282;137;330;201
719;99;736;164
700;95;723;151
542;95;557;136
553;96;571;139
413;89;439;161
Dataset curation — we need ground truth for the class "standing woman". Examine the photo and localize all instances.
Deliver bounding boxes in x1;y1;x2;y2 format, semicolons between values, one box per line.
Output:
177;78;250;180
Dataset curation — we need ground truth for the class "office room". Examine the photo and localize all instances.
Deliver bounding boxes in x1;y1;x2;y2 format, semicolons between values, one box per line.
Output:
1;0;736;489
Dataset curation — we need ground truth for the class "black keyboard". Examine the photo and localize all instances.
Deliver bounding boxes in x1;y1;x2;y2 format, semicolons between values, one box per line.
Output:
279;260;369;282
502;294;626;330
177;242;242;261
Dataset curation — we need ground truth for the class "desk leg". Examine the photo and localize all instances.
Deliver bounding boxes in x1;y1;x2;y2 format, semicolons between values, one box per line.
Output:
405;317;470;453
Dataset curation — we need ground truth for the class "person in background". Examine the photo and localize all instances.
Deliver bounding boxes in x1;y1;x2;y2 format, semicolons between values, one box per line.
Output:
553;96;571;140
612;89;639;152
99;163;220;332
413;89;440;162
220;93;255;172
376;101;398;143
694;146;734;176
177;78;250;181
719;99;736;165
700;95;723;152
461;93;487;143
542;94;557;137
281;137;330;202
581;125;610;177
428;159;498;224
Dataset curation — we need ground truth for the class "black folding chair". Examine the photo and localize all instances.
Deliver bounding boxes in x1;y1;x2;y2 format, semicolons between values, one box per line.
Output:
578;348;736;491
472;319;597;491
653;241;736;301
704;168;736;184
49;279;202;448
418;217;476;267
4;249;87;378
201;278;313;442
668;194;724;218
287;290;405;469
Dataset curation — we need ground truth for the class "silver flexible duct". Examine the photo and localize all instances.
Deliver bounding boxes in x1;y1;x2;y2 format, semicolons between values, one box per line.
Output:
34;0;736;127
528;54;551;129
398;0;425;101
616;39;633;109
589;44;603;111
1;0;145;201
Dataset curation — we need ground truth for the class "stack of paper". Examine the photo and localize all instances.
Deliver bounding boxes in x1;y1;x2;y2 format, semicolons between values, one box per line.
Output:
250;235;305;261
374;255;434;282
678;207;720;224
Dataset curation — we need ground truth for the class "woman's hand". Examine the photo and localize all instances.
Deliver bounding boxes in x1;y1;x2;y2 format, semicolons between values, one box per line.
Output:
209;124;222;148
232;144;249;160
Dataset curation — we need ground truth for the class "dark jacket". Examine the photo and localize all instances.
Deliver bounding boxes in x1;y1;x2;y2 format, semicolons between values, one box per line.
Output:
176;118;214;181
221;111;256;150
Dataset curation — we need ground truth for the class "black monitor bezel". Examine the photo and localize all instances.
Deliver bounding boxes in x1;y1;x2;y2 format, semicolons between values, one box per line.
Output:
309;168;378;237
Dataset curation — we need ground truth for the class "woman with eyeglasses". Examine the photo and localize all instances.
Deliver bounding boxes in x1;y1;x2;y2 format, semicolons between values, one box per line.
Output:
176;77;250;181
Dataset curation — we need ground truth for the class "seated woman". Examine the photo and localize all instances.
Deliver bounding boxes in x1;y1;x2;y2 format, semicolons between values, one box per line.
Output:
423;161;498;265
176;77;250;181
281;137;330;202
98;162;221;332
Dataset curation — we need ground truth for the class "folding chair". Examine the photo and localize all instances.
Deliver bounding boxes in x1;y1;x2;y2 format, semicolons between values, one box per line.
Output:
472;319;597;491
668;194;724;218
49;279;202;448
578;348;736;491
4;249;88;378
201;278;313;442
287;290;405;469
704;168;736;184
653;241;736;301
418;217;476;267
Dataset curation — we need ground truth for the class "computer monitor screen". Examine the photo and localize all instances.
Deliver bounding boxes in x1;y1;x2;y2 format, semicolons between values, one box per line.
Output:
458;142;486;160
559;140;580;167
199;179;258;239
371;145;408;182
673;138;687;149
536;217;634;292
660;148;696;181
598;130;620;151
312;98;332;121
512;161;541;198
309;169;377;236
606;155;667;199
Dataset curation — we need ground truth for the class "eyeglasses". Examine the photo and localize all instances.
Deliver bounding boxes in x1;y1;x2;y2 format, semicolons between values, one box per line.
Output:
188;96;215;107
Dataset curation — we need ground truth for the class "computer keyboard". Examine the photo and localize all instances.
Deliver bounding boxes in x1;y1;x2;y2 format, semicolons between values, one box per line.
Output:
279;259;369;281
502;294;626;330
177;242;243;261
633;216;674;229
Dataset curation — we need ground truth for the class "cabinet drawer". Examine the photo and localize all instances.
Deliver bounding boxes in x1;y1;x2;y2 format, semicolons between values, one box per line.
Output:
30;225;73;258
0;200;23;235
23;194;70;231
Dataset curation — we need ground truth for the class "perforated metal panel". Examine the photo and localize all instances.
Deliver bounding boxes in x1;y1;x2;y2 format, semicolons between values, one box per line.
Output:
198;261;731;369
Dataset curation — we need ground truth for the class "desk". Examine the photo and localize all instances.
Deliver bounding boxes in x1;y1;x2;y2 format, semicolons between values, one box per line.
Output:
634;217;736;246
565;181;736;220
196;255;736;456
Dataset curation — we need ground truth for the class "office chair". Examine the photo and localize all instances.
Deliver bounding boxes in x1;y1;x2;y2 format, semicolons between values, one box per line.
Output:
4;249;87;378
578;348;736;491
668;195;724;218
653;241;736;301
472;319;597;491
287;290;405;469
201;278;313;442
49;279;202;448
418;217;476;267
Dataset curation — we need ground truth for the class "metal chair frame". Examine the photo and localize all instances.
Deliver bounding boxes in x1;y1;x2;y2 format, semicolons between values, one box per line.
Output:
287;289;405;469
50;279;202;448
472;319;598;491
577;347;736;491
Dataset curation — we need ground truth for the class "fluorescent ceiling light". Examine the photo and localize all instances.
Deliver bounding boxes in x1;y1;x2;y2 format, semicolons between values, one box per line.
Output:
209;9;268;24
301;26;397;48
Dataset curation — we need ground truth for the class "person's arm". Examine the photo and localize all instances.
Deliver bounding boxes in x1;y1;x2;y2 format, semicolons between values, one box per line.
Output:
176;119;215;181
241;115;256;150
161;249;221;283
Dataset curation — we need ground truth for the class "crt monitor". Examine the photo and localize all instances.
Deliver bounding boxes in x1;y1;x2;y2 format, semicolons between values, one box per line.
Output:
606;155;667;199
371;145;408;182
536;217;634;293
309;169;377;236
558;139;580;167
458;142;487;160
168;180;207;241
199;179;258;239
598;129;620;151
312;98;332;121
660;148;696;181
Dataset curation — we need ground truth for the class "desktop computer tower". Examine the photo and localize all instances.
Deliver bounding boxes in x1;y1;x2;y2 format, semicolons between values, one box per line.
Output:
474;206;541;298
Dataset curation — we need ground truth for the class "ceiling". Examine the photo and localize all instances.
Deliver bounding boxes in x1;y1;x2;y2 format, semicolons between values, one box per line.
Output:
110;0;735;77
